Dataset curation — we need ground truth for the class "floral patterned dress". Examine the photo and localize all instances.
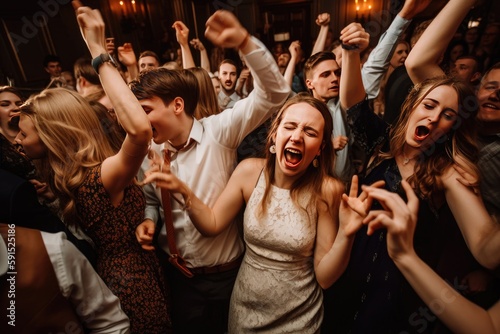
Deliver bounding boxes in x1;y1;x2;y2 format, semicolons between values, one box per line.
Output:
76;165;171;333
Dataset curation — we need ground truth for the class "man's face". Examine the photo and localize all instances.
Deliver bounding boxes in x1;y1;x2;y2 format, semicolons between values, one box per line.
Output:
218;63;237;93
277;53;291;68
139;56;160;73
45;61;62;77
476;69;500;126
305;59;341;102
479;25;500;49
452;58;478;83
140;96;177;144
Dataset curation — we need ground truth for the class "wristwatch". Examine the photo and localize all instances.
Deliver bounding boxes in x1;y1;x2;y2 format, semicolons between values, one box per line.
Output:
91;53;118;74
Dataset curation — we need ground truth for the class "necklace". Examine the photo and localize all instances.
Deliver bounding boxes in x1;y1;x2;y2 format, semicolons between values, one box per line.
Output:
403;156;412;165
402;145;415;165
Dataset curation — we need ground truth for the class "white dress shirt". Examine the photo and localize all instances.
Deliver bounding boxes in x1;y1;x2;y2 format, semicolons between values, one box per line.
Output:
218;90;241;110
361;15;411;99
329;15;411;180
143;36;291;268
42;231;130;334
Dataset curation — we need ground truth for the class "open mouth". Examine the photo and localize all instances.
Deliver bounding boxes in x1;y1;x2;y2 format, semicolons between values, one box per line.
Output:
284;148;302;167
415;126;430;141
483;103;499;110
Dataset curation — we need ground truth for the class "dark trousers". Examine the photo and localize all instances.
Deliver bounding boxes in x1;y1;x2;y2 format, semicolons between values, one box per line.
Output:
165;261;239;334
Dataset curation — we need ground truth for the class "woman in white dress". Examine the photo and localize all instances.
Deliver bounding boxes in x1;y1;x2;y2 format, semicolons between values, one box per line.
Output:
143;93;380;332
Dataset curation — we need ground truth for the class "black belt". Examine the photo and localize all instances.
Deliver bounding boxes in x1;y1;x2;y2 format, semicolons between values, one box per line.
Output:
189;256;243;275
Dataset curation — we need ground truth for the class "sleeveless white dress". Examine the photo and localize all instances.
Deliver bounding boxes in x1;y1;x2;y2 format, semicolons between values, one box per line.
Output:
228;173;323;333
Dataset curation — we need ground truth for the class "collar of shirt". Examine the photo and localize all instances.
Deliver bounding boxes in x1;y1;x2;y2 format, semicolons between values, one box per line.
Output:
162;118;203;153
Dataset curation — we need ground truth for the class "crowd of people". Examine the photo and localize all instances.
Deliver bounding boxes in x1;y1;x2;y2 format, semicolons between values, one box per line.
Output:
1;0;499;333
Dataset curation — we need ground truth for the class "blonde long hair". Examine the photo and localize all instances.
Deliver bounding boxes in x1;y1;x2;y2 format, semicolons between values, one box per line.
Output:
20;88;115;224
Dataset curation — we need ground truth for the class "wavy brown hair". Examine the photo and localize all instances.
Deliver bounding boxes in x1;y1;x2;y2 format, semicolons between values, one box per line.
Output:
20;88;115;225
260;93;335;216
389;76;479;200
187;67;221;119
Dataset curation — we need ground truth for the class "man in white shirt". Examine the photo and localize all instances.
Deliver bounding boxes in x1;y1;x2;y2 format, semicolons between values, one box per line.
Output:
217;59;241;110
134;10;290;333
0;224;130;333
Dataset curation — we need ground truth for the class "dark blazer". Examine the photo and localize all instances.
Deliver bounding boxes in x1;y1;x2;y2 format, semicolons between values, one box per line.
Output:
0;168;96;265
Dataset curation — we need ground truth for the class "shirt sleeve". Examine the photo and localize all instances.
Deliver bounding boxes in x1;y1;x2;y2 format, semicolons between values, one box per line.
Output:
42;232;131;334
138;148;161;225
362;15;411;99
207;36;291;148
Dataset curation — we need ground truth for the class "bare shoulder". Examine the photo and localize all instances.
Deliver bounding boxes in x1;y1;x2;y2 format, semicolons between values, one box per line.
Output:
235;158;266;175
234;158;266;200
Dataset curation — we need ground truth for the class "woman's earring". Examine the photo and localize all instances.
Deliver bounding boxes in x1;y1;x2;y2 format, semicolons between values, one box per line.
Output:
269;144;276;154
312;156;319;168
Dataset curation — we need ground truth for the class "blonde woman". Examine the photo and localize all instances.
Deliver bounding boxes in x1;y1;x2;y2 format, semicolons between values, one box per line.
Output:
15;2;170;332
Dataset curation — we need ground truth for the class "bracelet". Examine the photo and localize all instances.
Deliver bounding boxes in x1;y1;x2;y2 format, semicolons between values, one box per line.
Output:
237;33;251;50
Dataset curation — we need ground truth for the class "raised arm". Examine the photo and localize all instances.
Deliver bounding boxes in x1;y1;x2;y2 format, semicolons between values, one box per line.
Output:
73;1;151;200
284;40;301;88
205;10;290;145
339;22;370;109
361;0;431;98
363;182;500;334
405;0;476;84
441;166;500;269
117;42;139;83
311;13;331;55
190;39;211;73
173;21;196;69
315;175;385;289
142;157;258;236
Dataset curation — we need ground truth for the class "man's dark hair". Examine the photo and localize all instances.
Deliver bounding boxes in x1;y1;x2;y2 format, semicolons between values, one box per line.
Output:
139;50;160;64
129;68;199;116
43;54;61;68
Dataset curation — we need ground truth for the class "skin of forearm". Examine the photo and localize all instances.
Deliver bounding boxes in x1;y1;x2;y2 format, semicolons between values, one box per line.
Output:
340;51;364;108
316;232;354;289
395;252;498;334
179;185;219;237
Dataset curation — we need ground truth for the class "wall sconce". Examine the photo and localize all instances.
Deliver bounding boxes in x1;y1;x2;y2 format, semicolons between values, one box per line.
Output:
117;0;142;33
354;0;372;23
118;0;139;17
468;18;481;28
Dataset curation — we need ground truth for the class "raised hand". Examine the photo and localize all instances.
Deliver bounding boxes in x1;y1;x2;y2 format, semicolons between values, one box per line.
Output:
316;13;330;26
173;21;190;46
117;42;137;67
362;180;419;261
190;38;205;51
340;22;370;53
72;0;106;57
205;10;249;50
340;175;385;236
289;40;302;64
142;150;186;195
